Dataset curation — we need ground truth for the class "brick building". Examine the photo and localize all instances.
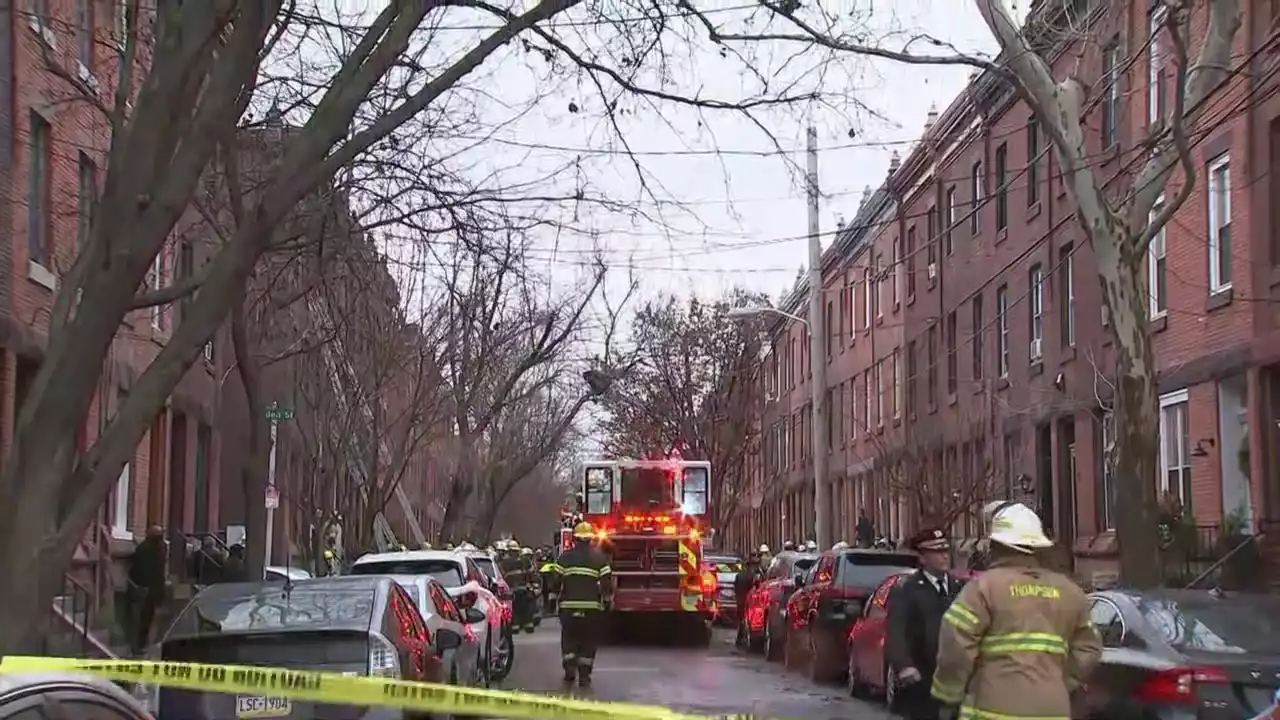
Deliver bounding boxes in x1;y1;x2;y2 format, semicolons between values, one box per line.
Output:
730;0;1280;576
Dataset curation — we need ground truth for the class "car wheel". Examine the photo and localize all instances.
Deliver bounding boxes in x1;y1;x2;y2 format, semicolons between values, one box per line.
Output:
847;648;864;697
764;614;782;662
885;664;899;712
490;626;514;682
806;625;823;682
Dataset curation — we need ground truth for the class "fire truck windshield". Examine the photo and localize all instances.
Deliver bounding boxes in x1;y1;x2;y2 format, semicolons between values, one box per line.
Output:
620;467;671;509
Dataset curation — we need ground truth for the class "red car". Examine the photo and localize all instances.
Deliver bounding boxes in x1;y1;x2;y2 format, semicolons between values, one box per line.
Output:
847;568;979;707
738;551;819;659
781;549;918;682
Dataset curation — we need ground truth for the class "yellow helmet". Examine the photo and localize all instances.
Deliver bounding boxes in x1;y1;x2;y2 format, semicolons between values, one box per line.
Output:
323;550;334;560
573;522;594;539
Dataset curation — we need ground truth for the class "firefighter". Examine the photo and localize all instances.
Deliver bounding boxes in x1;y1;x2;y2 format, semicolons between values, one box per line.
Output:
781;539;796;551
539;553;560;616
930;503;1102;720
500;541;536;633
521;546;542;627
546;521;613;687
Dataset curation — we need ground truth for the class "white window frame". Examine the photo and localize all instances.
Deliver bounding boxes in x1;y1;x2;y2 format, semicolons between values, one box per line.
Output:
1030;266;1044;357
863;269;872;329
891;242;900;305
1103;44;1120;147
863;368;871;430
150;250;166;331
112;462;132;539
971;161;983;233
1207;153;1231;292
875;360;884;428
1159;389;1191;508
945;186;957;255
1100;411;1116;531
892;349;902;420
996;286;1009;378
1149;195;1168;318
875;254;885;319
1149;5;1167;125
1064;250;1076;347
849;279;857;341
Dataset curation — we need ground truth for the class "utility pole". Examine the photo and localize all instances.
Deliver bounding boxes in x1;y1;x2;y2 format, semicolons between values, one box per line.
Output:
806;126;832;549
264;401;294;576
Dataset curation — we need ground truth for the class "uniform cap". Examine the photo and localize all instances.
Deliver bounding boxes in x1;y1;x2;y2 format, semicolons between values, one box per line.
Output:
909;528;950;552
573;521;594;539
989;502;1053;552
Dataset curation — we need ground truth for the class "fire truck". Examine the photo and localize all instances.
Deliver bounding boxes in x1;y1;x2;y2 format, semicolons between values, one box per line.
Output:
570;458;717;644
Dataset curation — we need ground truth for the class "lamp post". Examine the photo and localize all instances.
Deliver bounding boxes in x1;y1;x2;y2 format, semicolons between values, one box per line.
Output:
727;304;831;549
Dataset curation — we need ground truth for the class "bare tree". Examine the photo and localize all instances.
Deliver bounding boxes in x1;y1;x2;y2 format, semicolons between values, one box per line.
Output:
599;290;768;531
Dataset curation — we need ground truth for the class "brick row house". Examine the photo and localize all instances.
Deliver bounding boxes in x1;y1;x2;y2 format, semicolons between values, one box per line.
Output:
0;0;445;649
728;0;1280;580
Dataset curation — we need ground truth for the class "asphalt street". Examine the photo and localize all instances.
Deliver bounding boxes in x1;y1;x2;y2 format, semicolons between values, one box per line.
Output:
495;618;895;719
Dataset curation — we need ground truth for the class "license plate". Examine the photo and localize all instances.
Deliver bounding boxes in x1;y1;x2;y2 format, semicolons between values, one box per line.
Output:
236;695;291;718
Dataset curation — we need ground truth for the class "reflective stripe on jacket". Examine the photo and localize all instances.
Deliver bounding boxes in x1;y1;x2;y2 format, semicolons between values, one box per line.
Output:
546;543;612;611
930;555;1101;719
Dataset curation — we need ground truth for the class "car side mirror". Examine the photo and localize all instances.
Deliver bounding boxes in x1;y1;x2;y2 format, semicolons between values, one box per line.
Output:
464;607;486;625
794;575;806;588
456;592;477;609
435;627;463;652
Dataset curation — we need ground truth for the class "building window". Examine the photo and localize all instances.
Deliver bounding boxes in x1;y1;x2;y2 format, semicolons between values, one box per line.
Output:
1102;42;1120;147
1060;244;1076;347
905;227;917;297
946;311;958;395
850;375;859;440
863;268;873;328
1159;389;1191;510
1149;196;1168;317
1208;153;1232;292
77;153;97;248
824;299;834;357
927;207;938;269
863;368;871;431
875;253;885;319
1149;6;1168;125
891;240;900;306
995;143;1008;231
972;294;984;380
892;349;902;420
1029;264;1044;361
875;360;884;427
1027;119;1041;206
28;112;51;267
926;325;938;408
76;0;95;70
1098;411;1116;531
826;388;835;446
151;248;167;332
945;186;957;255
847;278;856;341
905;341;917;417
996;285;1010;378
971;160;983;233
112;462;132;539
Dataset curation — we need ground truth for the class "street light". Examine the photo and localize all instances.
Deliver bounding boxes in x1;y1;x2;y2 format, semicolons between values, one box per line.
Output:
727;303;831;549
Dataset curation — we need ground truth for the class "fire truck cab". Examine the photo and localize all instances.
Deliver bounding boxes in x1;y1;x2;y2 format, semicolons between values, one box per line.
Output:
579;458;716;644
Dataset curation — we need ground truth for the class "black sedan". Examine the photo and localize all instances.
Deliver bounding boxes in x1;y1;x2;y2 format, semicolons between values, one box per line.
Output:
1077;588;1280;719
142;576;466;719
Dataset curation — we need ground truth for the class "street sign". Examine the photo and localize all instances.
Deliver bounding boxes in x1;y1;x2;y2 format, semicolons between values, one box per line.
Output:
265;485;280;509
264;401;294;422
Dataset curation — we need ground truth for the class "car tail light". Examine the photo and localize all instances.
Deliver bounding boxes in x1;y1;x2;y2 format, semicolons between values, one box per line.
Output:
1134;666;1229;706
369;636;402;677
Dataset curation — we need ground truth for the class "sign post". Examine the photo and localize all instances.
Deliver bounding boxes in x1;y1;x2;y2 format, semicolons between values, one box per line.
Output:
263;402;294;577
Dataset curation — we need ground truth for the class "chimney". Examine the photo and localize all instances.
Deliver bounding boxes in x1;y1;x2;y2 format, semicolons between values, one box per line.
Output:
861;185;872;206
888;150;901;174
836;214;846;231
925;103;939;133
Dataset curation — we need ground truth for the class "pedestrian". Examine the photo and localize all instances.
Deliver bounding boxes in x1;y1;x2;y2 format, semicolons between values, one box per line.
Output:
221;544;248;582
930;503;1102;720
733;552;758;614
545;522;613;688
885;528;964;720
856;509;875;548
126;525;168;655
190;536;223;585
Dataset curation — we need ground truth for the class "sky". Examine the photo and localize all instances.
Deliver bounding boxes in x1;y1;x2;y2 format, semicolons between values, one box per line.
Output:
308;0;1016;452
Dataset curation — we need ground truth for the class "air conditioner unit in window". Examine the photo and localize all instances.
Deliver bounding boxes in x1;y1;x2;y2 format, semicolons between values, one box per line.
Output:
927;262;938;280
1030;337;1043;360
765;391;779;403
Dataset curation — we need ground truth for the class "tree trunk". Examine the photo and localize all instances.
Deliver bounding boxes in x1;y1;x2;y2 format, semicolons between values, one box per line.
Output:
232;297;271;582
1101;240;1163;588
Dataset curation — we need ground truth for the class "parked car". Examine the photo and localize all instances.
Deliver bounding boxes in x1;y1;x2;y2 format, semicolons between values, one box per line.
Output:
1075;588;1280;719
144;576;464;719
739;551;819;660
447;579;515;682
704;554;744;625
349;550;514;682
456;549;513;602
264;566;312;583
783;549;918;682
847;568;977;707
387;575;487;687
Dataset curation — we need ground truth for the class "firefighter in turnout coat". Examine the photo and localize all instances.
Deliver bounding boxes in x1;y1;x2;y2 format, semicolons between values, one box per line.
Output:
545;521;613;687
931;503;1102;720
885;528;965;720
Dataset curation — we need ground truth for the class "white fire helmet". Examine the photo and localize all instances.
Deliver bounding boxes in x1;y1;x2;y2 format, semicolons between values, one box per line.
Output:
832;541;850;551
758;544;771;554
988;502;1053;553
804;540;818;551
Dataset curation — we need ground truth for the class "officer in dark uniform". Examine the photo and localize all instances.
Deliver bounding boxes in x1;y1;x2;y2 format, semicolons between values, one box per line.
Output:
545;521;613;687
539;554;559;616
885;528;964;720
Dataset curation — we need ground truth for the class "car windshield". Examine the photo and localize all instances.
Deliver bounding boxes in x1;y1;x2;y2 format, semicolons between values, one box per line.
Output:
349;559;464;588
1138;594;1280;655
838;552;918;588
166;581;377;638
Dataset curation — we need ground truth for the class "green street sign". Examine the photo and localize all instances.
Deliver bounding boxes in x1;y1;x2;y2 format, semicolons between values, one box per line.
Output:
265;402;295;421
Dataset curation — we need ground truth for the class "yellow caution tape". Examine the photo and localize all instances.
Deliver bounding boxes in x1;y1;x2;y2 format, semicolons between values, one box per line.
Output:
0;656;751;720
